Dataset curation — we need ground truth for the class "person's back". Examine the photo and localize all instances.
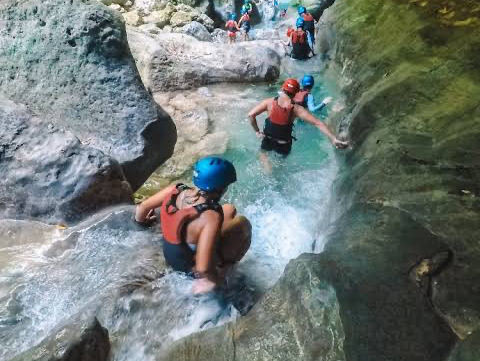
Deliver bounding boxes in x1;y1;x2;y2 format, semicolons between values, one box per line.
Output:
135;157;251;294
291;28;310;59
302;12;315;37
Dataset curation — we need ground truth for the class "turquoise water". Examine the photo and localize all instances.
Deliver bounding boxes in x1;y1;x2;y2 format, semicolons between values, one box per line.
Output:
0;61;342;360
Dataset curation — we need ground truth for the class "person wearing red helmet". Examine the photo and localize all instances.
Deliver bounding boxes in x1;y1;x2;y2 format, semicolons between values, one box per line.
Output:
248;78;348;156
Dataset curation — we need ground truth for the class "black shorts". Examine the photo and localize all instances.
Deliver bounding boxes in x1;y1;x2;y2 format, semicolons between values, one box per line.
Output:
261;137;292;155
162;237;195;274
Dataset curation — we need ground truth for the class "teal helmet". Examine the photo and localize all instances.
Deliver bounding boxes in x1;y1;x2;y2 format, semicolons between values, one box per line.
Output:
298;6;306;15
302;75;314;88
193;157;237;192
229;13;236;20
296;17;305;29
241;8;247;15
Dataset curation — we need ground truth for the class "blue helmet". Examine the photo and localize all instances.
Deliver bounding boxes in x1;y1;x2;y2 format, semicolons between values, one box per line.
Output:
296;17;304;29
229;13;236;20
302;75;314;88
193;157;237;192
298;6;306;15
241;8;247;15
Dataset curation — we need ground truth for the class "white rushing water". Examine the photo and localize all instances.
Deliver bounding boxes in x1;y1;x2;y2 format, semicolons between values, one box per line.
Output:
0;59;342;360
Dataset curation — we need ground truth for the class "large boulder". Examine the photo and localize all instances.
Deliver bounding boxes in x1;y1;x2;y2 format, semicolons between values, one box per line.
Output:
0;96;132;223
10;317;110;361
0;0;176;190
127;29;281;91
180;21;212;41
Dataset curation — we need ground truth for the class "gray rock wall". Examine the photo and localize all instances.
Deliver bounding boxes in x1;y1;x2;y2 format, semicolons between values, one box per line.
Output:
0;96;132;223
0;0;176;190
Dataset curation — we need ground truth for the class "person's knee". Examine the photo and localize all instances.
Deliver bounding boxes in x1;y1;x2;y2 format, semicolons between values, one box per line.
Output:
222;204;237;220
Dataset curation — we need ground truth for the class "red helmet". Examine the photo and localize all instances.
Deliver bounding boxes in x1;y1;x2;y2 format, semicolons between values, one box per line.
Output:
281;78;300;95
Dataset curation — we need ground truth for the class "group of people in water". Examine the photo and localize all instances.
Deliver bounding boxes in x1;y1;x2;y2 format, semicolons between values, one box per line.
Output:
287;6;317;59
135;74;348;294
225;2;318;61
225;0;253;43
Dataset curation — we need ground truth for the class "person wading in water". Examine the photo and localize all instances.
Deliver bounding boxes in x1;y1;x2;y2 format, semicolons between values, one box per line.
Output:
135;157;252;294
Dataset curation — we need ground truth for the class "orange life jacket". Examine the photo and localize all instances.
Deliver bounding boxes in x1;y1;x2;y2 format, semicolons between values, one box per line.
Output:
226;20;237;32
160;184;223;245
263;97;295;141
293;90;309;107
291;29;306;45
302;13;315;32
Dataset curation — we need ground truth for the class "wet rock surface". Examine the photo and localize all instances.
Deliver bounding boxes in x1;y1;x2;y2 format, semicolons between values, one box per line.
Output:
10;316;110;361
0;96;132;223
318;0;480;358
159;254;346;361
127;28;282;91
0;0;176;190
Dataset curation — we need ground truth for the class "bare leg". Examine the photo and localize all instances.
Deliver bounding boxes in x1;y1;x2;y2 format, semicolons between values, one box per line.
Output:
216;205;252;273
259;150;272;175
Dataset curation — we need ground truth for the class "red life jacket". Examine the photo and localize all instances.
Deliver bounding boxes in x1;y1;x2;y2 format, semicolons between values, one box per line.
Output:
293;90;309;107
302;13;315;31
269;98;294;125
263;97;295;141
243;14;250;22
291;29;306;45
226;20;237;32
161;184;223;245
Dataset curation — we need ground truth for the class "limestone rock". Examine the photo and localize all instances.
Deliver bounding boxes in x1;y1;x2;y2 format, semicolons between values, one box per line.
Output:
143;10;170;28
100;0;128;6
197;13;214;31
127;29;281;91
10;317;110;361
176;0;198;8
180;21;212;41
159;254;346;361
123;9;144;26
0;97;133;224
0;0;176;191
108;4;125;13
448;328;480;361
134;0;168;12
211;28;227;43
170;10;194;27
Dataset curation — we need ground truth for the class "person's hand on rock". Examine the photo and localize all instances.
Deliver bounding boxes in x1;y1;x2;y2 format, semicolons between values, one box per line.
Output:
322;96;333;105
333;138;349;149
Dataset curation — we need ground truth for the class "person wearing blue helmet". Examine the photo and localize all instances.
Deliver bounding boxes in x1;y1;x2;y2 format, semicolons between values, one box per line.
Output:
297;7;316;54
242;0;253;14
135;157;251;294
288;18;312;60
238;9;251;41
226;13;240;43
293;75;333;113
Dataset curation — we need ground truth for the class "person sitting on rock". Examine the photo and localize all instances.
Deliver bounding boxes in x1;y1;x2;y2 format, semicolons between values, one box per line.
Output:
289;18;312;60
135;157;252;294
248;78;348;158
242;0;253;14
294;75;333;113
226;14;241;43
298;6;316;54
238;9;251;41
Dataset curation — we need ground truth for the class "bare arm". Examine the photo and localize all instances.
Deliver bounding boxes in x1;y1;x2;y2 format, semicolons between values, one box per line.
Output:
195;211;223;284
293;105;349;148
248;99;270;134
135;184;176;223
